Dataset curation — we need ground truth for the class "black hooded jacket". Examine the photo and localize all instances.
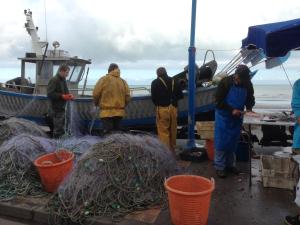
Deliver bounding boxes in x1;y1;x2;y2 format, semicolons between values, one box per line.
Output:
151;74;183;107
215;75;255;112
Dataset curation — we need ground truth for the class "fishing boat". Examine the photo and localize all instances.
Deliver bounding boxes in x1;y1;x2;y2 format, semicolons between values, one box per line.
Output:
0;9;220;130
2;9;279;131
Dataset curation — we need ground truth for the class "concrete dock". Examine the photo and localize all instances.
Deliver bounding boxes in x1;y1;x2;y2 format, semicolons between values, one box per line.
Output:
0;150;297;225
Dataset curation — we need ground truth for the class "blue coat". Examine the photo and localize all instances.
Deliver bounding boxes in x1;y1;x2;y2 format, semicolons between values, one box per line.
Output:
292;79;300;148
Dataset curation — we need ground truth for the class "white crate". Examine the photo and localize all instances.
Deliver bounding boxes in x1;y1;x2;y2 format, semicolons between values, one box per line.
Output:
261;155;299;190
196;121;214;140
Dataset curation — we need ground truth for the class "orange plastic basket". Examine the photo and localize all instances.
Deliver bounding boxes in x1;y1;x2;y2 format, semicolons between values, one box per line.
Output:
165;175;215;225
205;139;214;161
34;149;74;193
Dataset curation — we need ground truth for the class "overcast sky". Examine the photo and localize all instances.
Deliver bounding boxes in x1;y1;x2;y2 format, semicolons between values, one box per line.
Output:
1;0;300;82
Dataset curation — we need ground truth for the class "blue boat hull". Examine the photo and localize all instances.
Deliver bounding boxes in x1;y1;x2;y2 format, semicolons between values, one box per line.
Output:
0;86;216;129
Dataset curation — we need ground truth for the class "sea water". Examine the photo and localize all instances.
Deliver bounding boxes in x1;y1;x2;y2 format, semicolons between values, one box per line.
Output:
253;83;292;112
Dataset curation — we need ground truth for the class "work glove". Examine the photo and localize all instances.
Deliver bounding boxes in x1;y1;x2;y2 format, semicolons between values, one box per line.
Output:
61;94;74;101
68;94;74;100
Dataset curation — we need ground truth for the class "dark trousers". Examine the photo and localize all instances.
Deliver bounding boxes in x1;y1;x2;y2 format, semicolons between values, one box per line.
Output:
52;111;65;138
101;117;122;134
214;150;235;170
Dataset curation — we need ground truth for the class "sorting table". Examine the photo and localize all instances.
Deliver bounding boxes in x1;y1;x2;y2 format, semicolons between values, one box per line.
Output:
243;115;294;186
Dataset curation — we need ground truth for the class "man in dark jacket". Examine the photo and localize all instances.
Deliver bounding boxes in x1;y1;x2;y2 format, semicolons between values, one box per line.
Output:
47;64;74;138
151;67;183;154
214;64;255;178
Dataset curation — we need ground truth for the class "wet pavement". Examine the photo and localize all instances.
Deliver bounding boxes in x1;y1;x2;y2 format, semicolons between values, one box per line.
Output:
190;159;296;225
147;155;296;225
0;146;297;225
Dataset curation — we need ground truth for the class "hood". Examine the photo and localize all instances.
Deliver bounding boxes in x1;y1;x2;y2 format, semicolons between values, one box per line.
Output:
108;68;120;77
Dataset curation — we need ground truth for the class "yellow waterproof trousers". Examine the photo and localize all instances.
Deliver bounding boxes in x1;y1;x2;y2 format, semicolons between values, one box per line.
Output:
156;105;177;152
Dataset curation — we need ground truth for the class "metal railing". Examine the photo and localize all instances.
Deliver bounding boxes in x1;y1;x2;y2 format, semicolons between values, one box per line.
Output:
0;82;35;93
0;82;151;96
70;86;151;96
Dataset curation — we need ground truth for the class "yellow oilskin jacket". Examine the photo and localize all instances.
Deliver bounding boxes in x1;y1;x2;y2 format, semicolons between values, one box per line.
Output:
93;69;130;118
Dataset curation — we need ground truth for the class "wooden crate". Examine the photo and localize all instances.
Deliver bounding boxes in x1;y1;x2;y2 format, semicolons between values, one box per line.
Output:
261;155;299;190
196;121;214;140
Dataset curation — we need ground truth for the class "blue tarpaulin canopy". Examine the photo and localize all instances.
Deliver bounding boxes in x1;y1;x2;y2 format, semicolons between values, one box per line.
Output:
242;18;300;57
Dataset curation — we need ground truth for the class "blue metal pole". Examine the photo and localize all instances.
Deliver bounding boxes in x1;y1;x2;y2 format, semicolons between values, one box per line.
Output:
186;0;197;149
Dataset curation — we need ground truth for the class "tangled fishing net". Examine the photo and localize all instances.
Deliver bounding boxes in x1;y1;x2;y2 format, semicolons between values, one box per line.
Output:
65;101;86;137
0;134;56;201
57;135;102;157
48;133;180;223
0;132;102;201
0;117;47;145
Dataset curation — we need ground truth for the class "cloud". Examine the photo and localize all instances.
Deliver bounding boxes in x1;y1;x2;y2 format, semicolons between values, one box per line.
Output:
1;0;300;75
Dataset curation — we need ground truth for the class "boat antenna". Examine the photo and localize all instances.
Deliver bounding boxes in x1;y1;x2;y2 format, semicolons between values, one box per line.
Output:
44;0;48;41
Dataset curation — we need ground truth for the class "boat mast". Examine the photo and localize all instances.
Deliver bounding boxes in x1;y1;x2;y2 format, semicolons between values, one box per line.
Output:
24;9;48;56
186;0;197;149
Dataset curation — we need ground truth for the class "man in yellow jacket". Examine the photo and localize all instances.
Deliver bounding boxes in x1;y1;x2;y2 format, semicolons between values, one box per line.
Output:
93;63;130;134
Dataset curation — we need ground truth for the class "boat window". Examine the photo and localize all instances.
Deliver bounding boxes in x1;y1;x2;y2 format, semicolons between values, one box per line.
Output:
53;64;83;82
25;62;36;83
68;65;83;83
53;65;59;76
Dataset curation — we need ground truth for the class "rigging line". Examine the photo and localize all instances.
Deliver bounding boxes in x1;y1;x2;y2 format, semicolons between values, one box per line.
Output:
220;53;242;73
280;64;293;88
44;0;48;41
219;49;245;73
248;59;265;69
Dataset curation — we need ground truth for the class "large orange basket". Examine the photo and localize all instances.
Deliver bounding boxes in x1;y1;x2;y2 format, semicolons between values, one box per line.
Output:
165;175;215;225
34;149;74;193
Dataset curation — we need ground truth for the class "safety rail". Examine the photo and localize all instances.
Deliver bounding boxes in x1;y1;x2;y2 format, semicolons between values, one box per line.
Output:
70;86;151;96
0;82;151;96
0;82;35;93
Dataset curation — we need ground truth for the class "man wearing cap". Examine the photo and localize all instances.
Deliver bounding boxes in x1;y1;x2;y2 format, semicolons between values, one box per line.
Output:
214;64;255;178
151;67;183;154
93;63;130;134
